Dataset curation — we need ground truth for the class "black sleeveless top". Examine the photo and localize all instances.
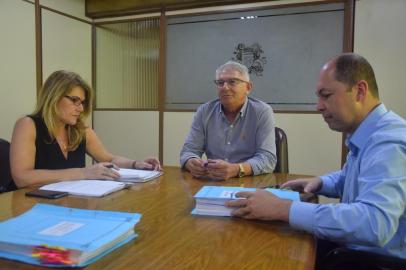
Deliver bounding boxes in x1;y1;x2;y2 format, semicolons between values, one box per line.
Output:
30;116;86;169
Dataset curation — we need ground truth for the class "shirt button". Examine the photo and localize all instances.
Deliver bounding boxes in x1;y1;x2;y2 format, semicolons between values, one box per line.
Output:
227;142;231;145
225;158;228;161
230;125;234;128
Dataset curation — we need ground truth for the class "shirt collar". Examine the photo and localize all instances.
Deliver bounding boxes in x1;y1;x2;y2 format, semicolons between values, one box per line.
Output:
346;103;387;154
219;96;249;117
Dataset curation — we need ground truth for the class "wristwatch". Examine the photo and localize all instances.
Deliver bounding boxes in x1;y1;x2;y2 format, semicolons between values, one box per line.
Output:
238;163;246;178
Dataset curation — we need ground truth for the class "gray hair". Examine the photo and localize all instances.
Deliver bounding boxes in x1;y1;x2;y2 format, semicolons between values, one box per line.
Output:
215;60;250;81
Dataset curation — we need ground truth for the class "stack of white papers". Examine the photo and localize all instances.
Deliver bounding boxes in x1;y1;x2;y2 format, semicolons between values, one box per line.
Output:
40;180;126;197
192;186;300;216
0;204;141;267
115;168;162;183
38;168;162;198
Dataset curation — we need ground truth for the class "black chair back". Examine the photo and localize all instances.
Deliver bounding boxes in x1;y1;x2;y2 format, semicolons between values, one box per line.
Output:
320;247;406;270
0;139;17;192
274;127;289;173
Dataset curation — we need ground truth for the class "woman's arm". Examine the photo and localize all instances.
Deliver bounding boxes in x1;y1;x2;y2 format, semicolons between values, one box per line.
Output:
85;128;161;170
10;117;101;188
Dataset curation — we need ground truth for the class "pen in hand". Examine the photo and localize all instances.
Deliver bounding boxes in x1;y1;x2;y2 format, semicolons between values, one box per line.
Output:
263;184;292;191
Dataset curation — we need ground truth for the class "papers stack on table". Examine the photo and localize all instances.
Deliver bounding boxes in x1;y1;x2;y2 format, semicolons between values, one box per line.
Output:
0;204;141;267
115;168;163;183
192;186;300;216
38;168;162;198
40;180;126;197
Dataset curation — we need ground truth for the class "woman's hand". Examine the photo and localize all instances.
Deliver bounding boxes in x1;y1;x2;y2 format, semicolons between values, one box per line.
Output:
82;162;120;180
134;157;161;171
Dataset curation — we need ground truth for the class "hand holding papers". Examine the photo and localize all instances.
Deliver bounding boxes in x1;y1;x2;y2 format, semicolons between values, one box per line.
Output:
192;186;300;216
0;204;141;267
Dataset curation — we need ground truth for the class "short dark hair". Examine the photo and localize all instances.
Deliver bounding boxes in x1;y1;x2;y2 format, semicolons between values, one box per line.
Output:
334;53;379;98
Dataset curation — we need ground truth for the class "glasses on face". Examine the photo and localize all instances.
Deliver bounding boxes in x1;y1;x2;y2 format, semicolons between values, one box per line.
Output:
214;78;249;88
64;95;85;107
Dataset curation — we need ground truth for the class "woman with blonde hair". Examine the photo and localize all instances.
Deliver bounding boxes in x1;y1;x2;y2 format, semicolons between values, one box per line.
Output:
10;70;160;188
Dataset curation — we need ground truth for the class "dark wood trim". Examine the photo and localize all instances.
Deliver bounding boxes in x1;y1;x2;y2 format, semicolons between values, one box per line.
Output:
158;12;167;164
40;5;92;25
343;0;355;53
165;0;343;19
93;15;161;26
340;0;355;167
21;0;34;4
94;108;159;112
85;0;265;19
35;0;42;96
85;0;341;19
91;25;96;129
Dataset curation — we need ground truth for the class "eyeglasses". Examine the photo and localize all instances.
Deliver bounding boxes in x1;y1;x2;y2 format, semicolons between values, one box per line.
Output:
64;95;86;107
214;78;249;88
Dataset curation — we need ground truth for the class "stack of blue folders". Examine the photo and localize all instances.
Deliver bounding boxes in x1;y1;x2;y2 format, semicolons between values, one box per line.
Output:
192;186;300;216
0;204;141;267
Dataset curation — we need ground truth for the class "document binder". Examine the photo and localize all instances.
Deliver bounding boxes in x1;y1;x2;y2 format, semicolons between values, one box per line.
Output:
0;204;141;267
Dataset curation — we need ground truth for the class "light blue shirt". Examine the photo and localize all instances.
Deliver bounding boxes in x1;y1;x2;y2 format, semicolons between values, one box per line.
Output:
289;104;406;259
180;97;276;175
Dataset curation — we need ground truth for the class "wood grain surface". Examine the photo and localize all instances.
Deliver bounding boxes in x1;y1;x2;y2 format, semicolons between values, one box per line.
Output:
0;166;315;270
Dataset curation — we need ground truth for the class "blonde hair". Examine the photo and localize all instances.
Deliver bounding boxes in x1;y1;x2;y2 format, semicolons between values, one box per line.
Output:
32;70;93;150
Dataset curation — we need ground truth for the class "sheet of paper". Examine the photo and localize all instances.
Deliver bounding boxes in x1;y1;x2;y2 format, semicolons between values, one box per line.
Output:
40;180;125;197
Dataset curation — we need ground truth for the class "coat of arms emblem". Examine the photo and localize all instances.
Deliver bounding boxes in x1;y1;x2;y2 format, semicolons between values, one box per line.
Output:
232;43;267;76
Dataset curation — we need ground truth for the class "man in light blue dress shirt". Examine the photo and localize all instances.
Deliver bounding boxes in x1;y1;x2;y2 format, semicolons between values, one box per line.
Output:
227;53;406;263
180;61;276;180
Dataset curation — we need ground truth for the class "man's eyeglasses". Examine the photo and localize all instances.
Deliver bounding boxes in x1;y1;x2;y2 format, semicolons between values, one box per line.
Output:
64;95;86;107
214;78;249;88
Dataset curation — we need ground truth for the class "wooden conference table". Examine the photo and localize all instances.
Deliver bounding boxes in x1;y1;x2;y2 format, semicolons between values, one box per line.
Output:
0;166;316;270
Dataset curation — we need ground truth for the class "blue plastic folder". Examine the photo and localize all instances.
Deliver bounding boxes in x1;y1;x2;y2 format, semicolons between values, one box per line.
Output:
0;204;141;267
192;186;300;216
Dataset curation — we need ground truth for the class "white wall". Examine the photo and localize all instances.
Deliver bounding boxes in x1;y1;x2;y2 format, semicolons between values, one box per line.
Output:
354;0;406;119
42;9;92;85
93;111;159;161
0;0;36;141
40;0;88;21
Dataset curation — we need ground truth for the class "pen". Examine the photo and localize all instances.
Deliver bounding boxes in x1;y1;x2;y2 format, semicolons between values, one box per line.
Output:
263;184;292;191
203;160;217;168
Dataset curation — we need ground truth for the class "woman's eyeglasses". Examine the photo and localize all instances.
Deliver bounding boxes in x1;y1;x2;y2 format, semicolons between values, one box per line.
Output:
64;95;86;107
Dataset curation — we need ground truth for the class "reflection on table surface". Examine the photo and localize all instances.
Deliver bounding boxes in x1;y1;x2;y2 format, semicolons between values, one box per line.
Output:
0;166;315;270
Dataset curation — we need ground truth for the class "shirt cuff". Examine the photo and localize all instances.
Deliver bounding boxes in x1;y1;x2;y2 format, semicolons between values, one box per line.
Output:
319;174;337;194
289;201;317;234
180;155;199;168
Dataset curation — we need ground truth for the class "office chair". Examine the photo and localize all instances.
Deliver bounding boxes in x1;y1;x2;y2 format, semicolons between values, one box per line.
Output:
0;138;17;193
274;127;289;173
319;247;406;270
